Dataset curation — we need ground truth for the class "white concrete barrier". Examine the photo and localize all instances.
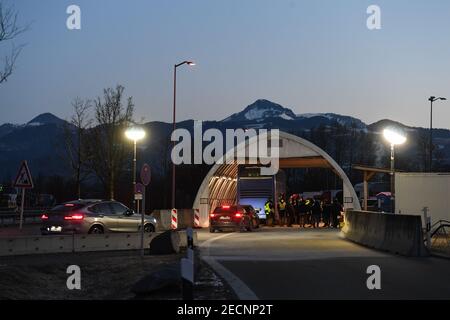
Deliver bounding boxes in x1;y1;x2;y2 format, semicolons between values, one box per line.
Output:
0;231;195;257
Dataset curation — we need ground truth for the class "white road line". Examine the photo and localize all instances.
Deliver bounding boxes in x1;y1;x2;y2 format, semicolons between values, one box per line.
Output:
199;232;259;300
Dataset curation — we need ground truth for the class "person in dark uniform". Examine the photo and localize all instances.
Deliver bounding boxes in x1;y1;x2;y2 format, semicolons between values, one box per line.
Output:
305;198;314;227
331;198;343;228
322;199;332;228
298;197;306;228
311;199;322;228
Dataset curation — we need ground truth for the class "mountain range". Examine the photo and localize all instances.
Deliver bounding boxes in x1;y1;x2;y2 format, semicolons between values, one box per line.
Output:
1;99;450;183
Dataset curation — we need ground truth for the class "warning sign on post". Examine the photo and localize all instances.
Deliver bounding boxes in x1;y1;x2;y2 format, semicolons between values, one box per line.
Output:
14;161;34;189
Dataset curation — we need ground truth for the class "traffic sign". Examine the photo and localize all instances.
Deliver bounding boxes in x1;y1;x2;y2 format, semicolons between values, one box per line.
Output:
135;182;144;195
140;164;151;186
14;161;34;188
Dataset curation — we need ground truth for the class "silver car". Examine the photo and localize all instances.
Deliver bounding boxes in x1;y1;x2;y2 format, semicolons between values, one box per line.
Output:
40;199;157;235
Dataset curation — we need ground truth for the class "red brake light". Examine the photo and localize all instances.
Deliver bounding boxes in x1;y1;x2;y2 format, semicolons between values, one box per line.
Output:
64;214;84;220
209;213;215;218
222;205;230;209
64;203;75;207
41;214;48;220
235;213;243;218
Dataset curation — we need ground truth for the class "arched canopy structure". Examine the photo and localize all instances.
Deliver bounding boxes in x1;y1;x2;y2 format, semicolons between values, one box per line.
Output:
193;131;360;225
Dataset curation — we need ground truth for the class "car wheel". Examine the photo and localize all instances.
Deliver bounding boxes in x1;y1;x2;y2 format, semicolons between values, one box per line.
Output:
144;224;155;233
88;225;104;234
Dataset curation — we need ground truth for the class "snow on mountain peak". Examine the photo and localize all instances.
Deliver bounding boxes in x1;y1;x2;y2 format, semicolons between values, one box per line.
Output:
26;113;66;127
223;99;296;122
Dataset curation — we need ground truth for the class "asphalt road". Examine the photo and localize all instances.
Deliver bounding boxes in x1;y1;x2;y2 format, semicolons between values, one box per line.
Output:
198;227;450;300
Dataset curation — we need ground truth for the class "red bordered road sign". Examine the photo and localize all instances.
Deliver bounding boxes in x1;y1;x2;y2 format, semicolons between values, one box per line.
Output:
140;164;151;186
14;161;34;189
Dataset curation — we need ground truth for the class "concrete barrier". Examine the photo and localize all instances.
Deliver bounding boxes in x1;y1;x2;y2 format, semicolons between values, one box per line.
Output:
343;210;429;257
151;209;196;230
0;230;196;257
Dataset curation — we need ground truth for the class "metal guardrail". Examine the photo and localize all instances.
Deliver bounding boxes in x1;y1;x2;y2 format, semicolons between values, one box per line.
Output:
430;220;450;257
0;210;45;226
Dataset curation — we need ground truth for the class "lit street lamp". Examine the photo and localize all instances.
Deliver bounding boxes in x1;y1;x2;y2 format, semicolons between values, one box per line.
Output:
125;126;146;212
172;60;195;209
383;127;407;213
428;96;447;172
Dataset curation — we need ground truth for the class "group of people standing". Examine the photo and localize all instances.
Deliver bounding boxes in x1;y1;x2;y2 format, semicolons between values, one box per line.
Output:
264;193;343;228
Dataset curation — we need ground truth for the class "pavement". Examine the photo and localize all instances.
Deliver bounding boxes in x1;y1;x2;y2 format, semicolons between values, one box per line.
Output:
198;227;450;300
2;224;450;300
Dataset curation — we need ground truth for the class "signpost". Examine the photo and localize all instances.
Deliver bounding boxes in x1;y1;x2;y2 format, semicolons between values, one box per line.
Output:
181;227;195;299
139;164;151;257
14;161;34;229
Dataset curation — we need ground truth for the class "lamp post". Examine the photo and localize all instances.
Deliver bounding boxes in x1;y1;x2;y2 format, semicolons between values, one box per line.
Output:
428;96;447;172
125;127;146;212
383;127;407;213
172;60;195;209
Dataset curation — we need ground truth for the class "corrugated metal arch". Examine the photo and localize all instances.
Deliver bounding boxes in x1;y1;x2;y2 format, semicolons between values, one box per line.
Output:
193;131;360;213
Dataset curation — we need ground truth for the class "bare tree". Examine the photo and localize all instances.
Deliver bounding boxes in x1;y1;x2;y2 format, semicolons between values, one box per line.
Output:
0;1;27;84
64;98;92;199
86;85;134;199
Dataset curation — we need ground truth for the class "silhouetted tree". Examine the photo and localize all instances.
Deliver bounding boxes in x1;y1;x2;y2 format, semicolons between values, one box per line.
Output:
0;1;27;84
86;85;134;199
64;98;92;199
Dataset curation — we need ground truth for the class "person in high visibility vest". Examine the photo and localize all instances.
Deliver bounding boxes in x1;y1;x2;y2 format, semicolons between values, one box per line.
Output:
264;198;274;227
304;198;313;227
278;193;287;226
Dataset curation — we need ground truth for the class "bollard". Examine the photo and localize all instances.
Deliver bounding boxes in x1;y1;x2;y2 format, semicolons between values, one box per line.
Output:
171;208;178;230
194;209;201;228
422;207;431;250
181;227;195;300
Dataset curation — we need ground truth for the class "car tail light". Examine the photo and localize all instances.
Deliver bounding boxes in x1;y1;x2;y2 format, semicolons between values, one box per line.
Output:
41;214;49;220
222;205;230;209
64;214;84;220
209;213;216;218
235;213;243;218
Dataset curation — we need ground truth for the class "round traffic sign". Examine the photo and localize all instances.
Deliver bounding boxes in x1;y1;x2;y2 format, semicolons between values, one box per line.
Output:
141;164;151;186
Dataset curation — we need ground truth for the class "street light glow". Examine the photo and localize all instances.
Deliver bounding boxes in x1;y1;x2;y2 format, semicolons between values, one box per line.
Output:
383;127;407;146
186;61;196;66
125;127;146;142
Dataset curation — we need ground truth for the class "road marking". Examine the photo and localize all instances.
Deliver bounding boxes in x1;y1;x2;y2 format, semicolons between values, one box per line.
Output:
205;251;388;261
199;232;258;300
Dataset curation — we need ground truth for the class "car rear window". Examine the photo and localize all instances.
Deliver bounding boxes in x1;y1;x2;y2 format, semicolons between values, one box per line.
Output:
51;204;84;212
213;205;238;213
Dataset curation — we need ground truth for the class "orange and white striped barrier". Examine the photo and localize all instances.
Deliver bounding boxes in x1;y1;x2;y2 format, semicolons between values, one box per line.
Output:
171;208;178;230
194;209;201;228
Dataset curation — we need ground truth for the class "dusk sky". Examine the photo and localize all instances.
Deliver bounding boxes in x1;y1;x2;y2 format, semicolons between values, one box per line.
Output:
2;0;450;129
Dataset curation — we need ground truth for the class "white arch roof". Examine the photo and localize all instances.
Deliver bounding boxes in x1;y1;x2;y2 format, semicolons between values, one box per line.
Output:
193;131;361;211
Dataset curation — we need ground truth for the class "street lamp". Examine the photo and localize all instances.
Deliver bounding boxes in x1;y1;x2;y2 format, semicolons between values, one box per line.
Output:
125;126;146;211
428;96;447;172
172;60;195;209
383;127;407;213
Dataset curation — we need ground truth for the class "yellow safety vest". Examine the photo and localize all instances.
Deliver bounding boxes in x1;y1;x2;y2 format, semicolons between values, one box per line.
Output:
265;202;273;215
279;200;286;210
